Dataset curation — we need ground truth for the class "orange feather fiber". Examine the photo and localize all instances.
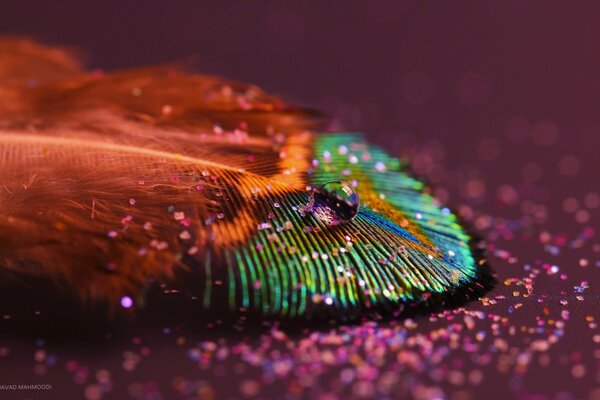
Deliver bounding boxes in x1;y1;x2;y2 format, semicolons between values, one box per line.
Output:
0;38;322;309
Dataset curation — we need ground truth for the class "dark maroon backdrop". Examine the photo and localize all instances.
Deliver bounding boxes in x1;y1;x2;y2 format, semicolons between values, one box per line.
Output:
2;1;599;150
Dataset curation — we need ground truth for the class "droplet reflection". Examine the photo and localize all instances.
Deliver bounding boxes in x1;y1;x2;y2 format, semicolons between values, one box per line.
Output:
298;181;360;226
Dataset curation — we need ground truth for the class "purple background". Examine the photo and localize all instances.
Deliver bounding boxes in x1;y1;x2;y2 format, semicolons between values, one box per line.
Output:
1;1;599;145
3;1;599;190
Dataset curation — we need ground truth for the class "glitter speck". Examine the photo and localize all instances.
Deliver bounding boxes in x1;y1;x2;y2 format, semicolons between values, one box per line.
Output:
375;161;386;172
120;296;133;309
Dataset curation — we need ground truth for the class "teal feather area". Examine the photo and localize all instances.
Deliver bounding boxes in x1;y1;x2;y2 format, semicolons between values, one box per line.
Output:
219;133;489;319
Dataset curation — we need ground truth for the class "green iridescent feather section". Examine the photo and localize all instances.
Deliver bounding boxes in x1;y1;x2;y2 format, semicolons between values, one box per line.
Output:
219;133;487;319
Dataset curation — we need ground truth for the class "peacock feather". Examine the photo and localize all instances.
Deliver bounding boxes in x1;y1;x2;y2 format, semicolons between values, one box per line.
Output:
0;39;491;322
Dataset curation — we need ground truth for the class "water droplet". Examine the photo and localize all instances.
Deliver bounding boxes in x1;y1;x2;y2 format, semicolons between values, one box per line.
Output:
298;180;360;226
